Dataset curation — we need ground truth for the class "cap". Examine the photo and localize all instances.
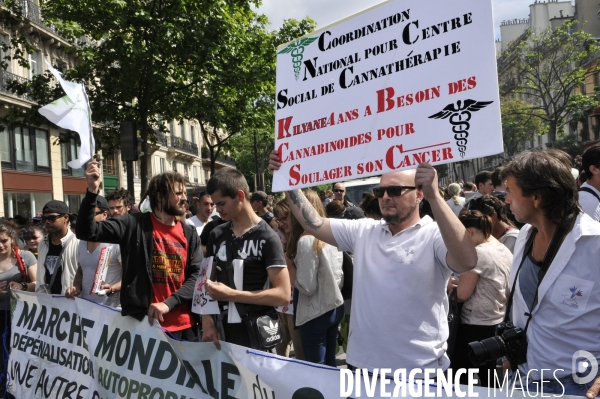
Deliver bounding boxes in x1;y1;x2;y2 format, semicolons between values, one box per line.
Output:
96;195;110;212
42;200;69;215
250;191;268;202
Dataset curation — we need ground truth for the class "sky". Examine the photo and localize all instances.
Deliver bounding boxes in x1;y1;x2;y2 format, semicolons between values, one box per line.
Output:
256;0;559;40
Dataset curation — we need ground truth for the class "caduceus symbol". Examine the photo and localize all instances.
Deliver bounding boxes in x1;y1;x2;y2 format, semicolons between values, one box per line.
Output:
277;37;318;81
429;99;493;157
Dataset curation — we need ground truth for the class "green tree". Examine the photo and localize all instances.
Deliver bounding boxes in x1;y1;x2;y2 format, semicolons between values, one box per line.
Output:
179;17;316;175
500;97;547;156
5;0;261;195
499;20;600;143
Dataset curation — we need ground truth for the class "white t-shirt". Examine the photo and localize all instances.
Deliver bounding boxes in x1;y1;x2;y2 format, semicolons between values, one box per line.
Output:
461;241;513;325
578;182;600;222
330;216;452;372
78;241;122;308
446;196;466;216
185;215;207;235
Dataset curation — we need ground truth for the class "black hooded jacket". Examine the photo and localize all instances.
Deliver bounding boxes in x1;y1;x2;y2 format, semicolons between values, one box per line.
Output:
76;190;202;321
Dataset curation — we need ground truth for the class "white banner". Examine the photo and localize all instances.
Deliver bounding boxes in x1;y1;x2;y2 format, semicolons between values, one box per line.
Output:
8;292;570;398
272;0;502;191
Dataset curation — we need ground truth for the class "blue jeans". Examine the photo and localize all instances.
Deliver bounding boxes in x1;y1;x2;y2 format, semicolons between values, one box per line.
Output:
299;304;344;367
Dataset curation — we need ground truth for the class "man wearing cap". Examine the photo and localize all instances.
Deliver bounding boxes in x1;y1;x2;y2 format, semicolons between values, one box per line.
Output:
250;191;275;228
36;200;79;294
65;196;122;308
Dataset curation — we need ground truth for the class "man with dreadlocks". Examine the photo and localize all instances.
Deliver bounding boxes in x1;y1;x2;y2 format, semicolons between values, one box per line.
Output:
76;161;201;341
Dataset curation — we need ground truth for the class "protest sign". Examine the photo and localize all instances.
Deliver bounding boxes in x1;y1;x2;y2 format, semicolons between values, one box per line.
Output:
191;256;220;315
8;292;531;398
272;0;502;191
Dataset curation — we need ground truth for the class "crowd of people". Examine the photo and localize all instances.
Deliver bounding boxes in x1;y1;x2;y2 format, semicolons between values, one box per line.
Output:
1;144;600;397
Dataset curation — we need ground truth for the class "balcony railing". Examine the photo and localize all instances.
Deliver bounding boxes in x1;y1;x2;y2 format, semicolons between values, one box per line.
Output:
170;136;198;156
201;147;236;167
154;130;168;147
0;70;32;101
11;0;61;36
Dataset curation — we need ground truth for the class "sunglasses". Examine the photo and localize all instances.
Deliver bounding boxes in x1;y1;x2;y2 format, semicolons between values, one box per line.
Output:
41;214;66;223
373;186;416;198
276;216;289;224
333;189;345;193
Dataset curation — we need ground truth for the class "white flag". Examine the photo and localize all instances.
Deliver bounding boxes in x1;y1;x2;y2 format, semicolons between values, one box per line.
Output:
38;61;94;169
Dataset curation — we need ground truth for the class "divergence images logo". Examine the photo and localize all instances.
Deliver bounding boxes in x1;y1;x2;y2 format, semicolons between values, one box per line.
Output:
278;37;318;81
429;99;493;158
572;350;598;385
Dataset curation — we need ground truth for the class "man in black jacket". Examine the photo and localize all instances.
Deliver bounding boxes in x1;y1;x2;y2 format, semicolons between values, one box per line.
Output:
77;161;201;340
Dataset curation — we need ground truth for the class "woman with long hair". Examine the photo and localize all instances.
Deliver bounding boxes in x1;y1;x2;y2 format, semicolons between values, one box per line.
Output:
449;210;513;387
466;195;519;253
287;190;344;366
273;199;304;360
0;222;36;395
446;183;465;216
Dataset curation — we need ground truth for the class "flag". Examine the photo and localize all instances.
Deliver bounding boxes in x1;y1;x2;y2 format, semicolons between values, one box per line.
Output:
38;61;94;169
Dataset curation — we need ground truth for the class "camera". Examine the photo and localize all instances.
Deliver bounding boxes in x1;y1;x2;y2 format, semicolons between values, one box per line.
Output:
467;322;528;370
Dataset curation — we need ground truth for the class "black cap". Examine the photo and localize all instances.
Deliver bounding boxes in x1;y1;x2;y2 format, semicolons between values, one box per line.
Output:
250;191;268;202
96;195;110;212
42;200;69;215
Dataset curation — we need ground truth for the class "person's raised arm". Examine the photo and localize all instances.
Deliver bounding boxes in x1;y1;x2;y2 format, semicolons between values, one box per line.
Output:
269;150;337;247
415;163;477;273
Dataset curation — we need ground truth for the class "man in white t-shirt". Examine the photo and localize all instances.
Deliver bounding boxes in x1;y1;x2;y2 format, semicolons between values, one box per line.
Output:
579;144;600;221
186;191;214;235
269;154;477;372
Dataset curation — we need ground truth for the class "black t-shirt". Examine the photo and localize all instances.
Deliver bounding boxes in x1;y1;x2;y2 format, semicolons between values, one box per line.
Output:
259;211;274;227
200;216;226;247
44;241;64;294
206;220;285;298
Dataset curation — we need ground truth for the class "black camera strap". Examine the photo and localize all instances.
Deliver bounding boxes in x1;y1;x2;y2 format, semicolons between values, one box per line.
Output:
503;214;575;333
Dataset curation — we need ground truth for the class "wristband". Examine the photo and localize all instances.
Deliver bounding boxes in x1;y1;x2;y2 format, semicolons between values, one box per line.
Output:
21;282;27;291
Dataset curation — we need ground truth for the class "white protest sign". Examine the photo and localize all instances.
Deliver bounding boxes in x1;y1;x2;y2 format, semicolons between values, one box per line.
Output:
192;256;220;315
273;0;502;191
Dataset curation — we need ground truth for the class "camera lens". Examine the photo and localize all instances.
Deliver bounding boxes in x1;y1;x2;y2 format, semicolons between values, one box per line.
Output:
467;336;506;366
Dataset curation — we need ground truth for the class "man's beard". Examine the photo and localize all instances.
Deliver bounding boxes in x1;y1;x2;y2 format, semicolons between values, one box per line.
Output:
164;200;186;217
382;203;417;225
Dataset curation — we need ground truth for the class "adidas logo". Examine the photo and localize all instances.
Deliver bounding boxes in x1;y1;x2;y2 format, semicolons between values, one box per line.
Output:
263;320;279;336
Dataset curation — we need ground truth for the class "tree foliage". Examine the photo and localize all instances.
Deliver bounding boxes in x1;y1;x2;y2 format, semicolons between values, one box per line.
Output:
499;20;600;142
500;97;547;156
179;17;316;175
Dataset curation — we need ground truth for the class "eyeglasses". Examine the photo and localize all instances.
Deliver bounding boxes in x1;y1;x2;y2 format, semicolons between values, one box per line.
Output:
276;217;289;224
41;214;66;223
373;186;416;198
333;189;345;193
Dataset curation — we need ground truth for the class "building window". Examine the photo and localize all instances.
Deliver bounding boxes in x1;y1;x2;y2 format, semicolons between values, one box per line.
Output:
172;160;178;173
193;166;198;183
180;121;186;141
1;126;50;173
170;121;175;136
28;50;42;79
61;138;85;177
191;125;196;144
0;35;10;73
64;194;85;214
103;153;118;175
3;191;52;218
160;157;166;173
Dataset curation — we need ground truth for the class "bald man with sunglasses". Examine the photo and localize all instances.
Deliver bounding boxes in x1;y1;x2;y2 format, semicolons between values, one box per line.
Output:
269;152;477;375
